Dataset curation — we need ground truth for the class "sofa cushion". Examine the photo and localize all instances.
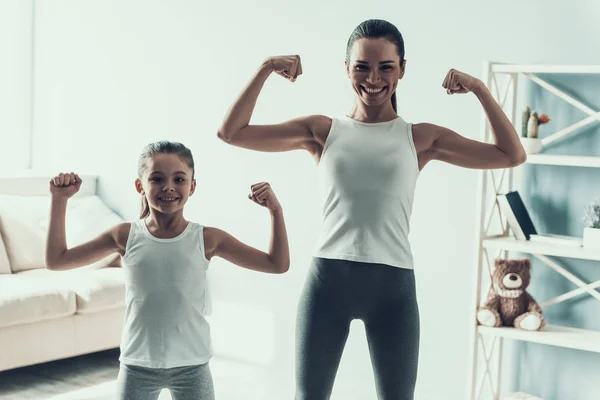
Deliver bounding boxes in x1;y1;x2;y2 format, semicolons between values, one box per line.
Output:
17;267;125;314
0;231;10;274
0;195;123;273
0;274;76;328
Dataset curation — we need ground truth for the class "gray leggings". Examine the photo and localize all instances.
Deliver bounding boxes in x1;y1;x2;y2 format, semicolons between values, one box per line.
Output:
296;257;420;400
116;362;215;400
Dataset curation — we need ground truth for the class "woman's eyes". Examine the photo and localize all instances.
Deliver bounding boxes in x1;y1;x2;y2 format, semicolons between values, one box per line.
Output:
355;65;393;71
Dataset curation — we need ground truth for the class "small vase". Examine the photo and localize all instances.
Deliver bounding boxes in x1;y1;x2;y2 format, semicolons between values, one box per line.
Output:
583;227;600;249
520;137;543;154
527;115;538;137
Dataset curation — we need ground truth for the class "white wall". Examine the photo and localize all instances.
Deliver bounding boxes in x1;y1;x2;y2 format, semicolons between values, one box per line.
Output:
7;0;600;399
0;0;32;172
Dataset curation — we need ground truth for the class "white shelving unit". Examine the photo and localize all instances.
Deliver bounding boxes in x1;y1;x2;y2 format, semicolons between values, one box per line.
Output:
467;63;600;400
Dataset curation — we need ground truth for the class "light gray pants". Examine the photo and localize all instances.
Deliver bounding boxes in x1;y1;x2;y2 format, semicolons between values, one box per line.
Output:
116;362;215;400
296;257;420;400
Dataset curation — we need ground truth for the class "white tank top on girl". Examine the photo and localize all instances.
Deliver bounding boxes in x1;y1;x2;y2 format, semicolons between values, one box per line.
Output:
313;115;419;269
119;219;211;368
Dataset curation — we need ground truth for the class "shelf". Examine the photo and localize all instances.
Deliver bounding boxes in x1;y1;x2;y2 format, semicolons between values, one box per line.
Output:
503;393;544;400
478;324;600;353
482;237;600;261
491;64;600;74
525;154;600;168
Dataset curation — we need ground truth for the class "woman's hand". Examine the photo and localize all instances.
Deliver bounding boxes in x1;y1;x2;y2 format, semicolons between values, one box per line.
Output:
248;182;281;212
265;55;303;82
49;172;81;200
442;69;483;95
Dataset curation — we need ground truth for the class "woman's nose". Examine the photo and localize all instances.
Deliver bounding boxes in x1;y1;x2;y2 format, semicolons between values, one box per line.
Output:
367;70;380;83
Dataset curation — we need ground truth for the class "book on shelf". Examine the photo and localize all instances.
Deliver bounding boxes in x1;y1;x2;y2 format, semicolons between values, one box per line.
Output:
497;191;537;240
496;191;583;246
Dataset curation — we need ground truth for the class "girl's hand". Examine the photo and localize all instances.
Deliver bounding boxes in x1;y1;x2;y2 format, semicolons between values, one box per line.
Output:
265;55;303;82
442;69;483;95
49;172;82;199
248;182;281;211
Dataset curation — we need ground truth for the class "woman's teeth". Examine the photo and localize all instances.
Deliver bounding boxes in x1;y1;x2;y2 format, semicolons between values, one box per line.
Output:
363;86;384;94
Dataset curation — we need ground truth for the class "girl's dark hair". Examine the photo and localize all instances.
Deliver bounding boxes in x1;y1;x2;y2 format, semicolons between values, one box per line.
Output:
137;141;195;219
345;19;405;112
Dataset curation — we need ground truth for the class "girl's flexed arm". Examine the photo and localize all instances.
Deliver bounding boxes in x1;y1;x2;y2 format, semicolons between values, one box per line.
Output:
204;182;290;274
45;172;128;271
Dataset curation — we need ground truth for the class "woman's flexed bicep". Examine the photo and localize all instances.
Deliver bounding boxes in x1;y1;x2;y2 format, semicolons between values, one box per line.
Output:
219;115;330;153
217;55;330;155
412;123;526;170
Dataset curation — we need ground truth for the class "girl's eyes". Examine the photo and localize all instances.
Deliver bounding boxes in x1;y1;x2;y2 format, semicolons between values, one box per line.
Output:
150;177;185;183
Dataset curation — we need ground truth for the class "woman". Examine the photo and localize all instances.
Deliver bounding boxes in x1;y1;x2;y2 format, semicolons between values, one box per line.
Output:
217;19;525;400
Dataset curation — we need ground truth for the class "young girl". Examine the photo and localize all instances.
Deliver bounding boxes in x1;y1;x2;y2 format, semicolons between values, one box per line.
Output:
218;19;525;400
45;140;290;400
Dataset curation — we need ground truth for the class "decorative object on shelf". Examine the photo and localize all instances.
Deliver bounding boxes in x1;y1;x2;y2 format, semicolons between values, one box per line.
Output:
497;191;537;240
497;191;583;246
583;198;600;249
501;392;544;400
521;106;531;138
520;106;550;154
527;111;550;138
476;258;545;331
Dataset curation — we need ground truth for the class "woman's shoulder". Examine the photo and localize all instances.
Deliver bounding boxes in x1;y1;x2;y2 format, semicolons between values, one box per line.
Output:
305;114;333;146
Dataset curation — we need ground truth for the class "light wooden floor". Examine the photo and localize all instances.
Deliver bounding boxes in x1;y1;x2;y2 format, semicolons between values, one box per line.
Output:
0;349;381;400
0;350;296;400
0;349;120;400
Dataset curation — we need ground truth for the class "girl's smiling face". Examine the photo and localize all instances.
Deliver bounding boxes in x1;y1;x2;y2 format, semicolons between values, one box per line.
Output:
136;153;196;214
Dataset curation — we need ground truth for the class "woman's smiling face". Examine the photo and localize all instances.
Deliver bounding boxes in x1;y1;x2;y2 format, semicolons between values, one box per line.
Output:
346;37;405;108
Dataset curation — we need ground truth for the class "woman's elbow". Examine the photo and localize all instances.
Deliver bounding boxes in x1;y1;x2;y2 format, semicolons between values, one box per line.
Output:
509;151;527;167
216;130;229;143
217;130;237;143
275;261;290;274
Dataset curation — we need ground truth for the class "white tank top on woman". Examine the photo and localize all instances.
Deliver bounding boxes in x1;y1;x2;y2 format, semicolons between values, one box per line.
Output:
313;115;419;269
119;219;212;368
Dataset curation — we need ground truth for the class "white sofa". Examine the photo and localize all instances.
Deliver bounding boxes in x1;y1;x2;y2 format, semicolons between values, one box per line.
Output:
0;174;126;372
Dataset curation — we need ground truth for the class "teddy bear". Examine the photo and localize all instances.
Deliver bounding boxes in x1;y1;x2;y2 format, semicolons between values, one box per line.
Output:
476;258;545;331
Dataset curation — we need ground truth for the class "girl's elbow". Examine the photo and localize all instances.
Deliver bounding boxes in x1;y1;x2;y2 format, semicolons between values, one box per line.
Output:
45;258;58;270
